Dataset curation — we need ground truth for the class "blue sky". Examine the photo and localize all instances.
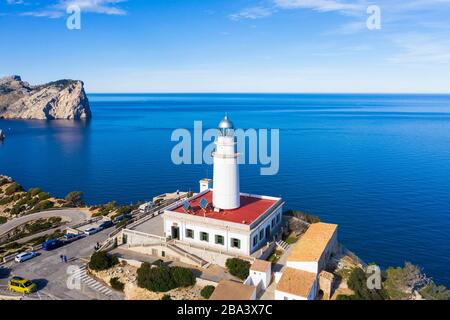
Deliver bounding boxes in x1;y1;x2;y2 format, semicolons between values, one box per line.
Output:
1;0;450;93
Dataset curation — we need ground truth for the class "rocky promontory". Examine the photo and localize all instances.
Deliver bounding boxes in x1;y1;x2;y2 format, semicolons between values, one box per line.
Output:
0;75;91;120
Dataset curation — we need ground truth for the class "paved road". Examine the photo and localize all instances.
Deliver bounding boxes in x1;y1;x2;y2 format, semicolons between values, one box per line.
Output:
0;228;123;300
0;209;90;238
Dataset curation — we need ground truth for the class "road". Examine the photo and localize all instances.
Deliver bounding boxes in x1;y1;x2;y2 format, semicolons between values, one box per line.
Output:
0;208;90;239
0;228;123;300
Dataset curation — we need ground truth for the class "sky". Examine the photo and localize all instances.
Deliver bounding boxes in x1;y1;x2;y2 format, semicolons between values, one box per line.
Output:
1;0;450;93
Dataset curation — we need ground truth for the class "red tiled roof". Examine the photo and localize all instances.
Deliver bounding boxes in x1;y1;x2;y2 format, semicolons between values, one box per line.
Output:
171;190;279;225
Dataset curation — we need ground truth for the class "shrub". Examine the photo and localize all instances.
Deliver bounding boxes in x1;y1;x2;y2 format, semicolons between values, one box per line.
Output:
170;267;196;288
28;188;42;197
338;267;387;300
37;192;51;201
137;263;195;293
201;285;215;299
65;191;84;207
0;216;7;224
419;281;450;300
5;183;23;195
89;251;119;271
0;196;12;205
161;294;172;300
0;178;10;187
110;277;125;291
225;258;250;280
137;264;175;292
33;200;54;211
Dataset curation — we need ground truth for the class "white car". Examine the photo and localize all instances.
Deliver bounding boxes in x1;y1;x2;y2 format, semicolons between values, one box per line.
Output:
15;252;38;263
84;227;100;236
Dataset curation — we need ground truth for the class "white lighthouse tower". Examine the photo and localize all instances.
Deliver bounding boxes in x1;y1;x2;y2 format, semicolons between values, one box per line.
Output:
212;116;240;210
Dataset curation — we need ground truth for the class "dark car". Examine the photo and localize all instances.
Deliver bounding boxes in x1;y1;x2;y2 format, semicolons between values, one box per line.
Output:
42;239;64;251
99;221;114;230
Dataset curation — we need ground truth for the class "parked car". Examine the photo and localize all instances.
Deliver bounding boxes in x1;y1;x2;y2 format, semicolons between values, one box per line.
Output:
62;233;84;243
42;239;64;251
15;252;39;263
113;214;132;223
8;276;37;294
99;220;114;230
84;227;100;235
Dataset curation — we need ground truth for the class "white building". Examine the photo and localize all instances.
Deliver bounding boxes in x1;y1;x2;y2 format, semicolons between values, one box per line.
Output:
275;222;338;300
163;116;284;258
245;259;272;290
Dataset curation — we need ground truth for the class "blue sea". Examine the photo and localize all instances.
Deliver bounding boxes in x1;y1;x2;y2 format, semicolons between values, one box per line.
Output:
1;94;450;287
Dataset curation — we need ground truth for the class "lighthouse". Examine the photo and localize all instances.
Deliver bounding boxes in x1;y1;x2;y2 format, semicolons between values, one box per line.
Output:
212;115;240;210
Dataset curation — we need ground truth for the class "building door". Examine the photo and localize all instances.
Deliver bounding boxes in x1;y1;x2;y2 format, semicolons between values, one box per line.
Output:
265;225;271;240
171;226;180;240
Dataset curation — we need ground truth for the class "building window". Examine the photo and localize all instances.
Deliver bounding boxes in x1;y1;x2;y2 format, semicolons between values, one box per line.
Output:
259;229;264;240
200;232;209;242
278;213;282;223
253;235;258;247
215;235;224;245
271;219;275;228
231;238;241;249
186;229;194;239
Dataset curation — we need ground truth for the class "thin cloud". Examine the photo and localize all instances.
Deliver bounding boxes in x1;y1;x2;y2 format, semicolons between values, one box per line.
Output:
17;0;127;18
229;6;275;21
274;0;366;15
389;33;450;64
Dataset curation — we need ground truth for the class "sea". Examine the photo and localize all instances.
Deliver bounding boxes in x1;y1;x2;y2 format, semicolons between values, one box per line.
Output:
1;93;450;287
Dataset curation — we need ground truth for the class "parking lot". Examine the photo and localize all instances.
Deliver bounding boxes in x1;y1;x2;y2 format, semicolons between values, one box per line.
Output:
0;228;122;300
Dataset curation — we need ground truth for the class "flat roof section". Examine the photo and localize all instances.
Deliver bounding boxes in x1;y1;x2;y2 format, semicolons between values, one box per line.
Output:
170;190;280;225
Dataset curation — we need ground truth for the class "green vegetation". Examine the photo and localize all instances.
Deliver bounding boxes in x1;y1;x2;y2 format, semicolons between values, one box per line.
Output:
336;262;450;300
0;217;63;245
161;294;172;300
93;201;117;217
336;267;387;300
88;251;119;271
0;216;7;224
65;191;84;207
137;262;196;292
419;281;450;300
284;209;320;224
33;199;54;211
225;258;250;280
0;177;11;187
4;183;23;196
268;249;283;264
0;196;13;205
384;262;429;300
201;285;215;299
110;277;125;291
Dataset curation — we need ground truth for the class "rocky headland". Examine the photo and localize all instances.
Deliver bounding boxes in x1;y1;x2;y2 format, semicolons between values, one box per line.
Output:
0;75;91;120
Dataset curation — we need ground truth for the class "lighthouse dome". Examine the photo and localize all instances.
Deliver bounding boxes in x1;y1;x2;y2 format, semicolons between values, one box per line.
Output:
218;115;234;129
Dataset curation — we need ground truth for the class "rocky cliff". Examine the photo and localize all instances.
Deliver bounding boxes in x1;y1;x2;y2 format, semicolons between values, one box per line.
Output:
0;75;91;120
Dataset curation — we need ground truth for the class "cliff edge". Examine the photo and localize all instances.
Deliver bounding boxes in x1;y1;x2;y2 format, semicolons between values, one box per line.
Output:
0;75;91;120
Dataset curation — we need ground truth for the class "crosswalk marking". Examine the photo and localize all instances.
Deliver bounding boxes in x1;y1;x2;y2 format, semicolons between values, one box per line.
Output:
71;265;114;296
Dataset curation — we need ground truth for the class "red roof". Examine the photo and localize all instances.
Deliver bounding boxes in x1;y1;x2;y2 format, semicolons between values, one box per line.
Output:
171;190;280;225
